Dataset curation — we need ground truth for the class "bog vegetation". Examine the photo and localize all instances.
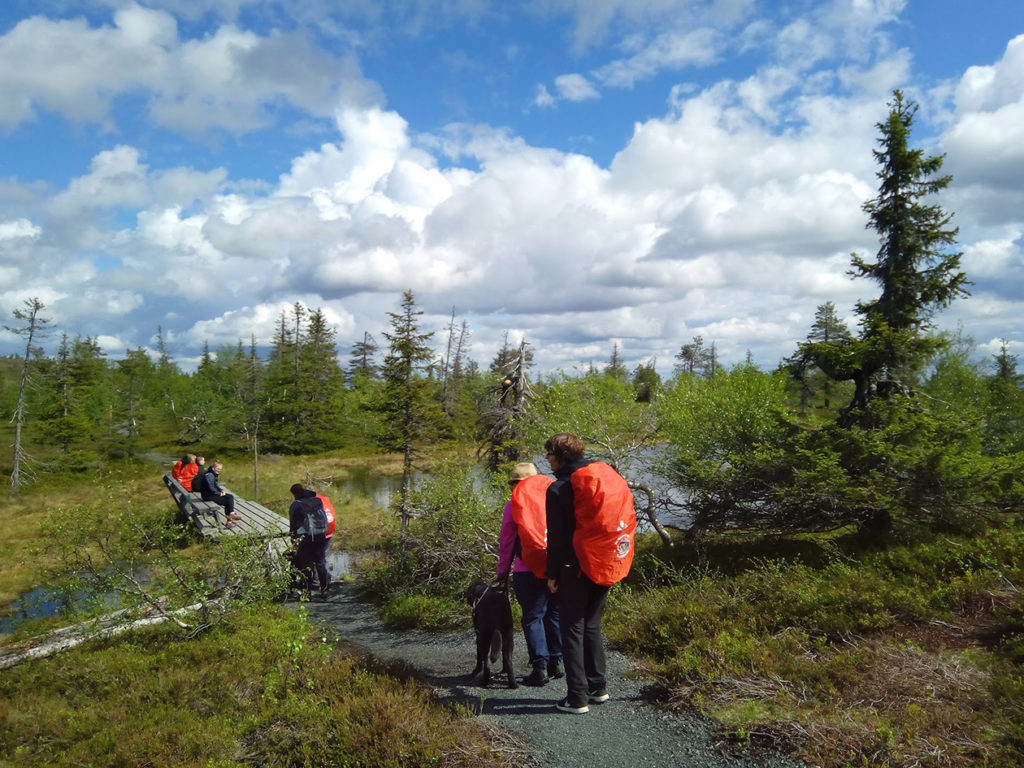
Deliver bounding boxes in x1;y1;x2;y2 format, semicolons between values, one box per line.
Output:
2;92;1023;767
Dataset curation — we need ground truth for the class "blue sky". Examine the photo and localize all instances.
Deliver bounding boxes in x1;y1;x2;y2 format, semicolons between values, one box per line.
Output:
0;0;1022;378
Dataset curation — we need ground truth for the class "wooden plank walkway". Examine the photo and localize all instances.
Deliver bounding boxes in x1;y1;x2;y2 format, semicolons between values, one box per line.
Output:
162;473;290;540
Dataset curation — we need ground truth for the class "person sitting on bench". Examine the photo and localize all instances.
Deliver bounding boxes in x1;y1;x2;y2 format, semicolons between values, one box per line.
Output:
200;460;240;524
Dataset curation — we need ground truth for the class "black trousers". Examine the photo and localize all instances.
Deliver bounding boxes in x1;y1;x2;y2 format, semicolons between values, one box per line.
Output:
557;567;610;707
294;534;330;593
206;493;235;515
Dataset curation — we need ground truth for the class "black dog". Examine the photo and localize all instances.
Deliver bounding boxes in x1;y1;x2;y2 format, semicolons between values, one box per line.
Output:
466;581;517;689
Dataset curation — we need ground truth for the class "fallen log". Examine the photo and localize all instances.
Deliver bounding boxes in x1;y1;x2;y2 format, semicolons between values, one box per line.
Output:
0;599;223;670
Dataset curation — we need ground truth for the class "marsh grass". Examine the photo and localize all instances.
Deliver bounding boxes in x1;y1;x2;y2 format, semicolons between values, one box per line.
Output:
0;451;519;767
0;605;512;767
607;524;1024;767
0;463;170;609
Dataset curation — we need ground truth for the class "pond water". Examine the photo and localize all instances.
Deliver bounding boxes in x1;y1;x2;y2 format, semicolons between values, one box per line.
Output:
333;465;428;509
0;550;355;635
335;452;692;531
324;548;351;580
0;577;124;635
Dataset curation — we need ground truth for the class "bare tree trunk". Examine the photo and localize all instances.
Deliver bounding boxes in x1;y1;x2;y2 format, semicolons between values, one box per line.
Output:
252;416;261;498
6;298;49;492
0;600;224;670
630;483;673;547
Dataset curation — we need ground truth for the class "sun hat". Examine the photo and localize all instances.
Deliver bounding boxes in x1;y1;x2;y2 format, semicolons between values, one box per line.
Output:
509;462;538;483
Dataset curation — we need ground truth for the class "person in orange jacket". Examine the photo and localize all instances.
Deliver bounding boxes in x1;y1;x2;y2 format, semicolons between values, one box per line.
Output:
545;433;636;714
171;454;195;485
496;462;562;687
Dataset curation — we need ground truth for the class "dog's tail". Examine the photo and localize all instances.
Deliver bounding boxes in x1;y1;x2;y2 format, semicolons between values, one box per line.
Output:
488;630;501;665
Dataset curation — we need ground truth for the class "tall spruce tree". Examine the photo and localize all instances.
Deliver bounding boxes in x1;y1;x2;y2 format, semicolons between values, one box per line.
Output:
377;290;438;526
111;348;155;458
802;90;969;423
296;308;346;451
787;302;854;410
37;333;91;456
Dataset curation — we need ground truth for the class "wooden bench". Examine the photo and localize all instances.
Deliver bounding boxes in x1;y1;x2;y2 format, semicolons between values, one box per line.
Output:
162;473;290;541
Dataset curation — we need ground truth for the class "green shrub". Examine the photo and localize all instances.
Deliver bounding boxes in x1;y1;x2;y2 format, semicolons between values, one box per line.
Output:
359;459;505;628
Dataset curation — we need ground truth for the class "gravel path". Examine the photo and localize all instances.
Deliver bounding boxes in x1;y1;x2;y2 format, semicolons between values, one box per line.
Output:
304;583;807;768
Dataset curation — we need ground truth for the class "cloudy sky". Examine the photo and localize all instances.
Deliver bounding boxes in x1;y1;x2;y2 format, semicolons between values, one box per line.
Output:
0;0;1022;378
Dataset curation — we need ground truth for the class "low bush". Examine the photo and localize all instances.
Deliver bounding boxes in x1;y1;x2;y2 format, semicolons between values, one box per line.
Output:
359;460;505;629
608;521;1024;767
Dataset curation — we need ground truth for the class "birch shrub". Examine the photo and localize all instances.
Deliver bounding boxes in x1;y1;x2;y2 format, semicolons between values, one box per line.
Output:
359;459;505;629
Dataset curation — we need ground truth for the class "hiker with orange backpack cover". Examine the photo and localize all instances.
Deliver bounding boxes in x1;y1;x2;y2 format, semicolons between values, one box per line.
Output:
496;462;563;687
544;433;636;714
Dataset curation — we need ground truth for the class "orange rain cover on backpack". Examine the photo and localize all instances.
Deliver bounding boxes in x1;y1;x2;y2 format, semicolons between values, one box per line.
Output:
570;462;636;586
180;462;199;489
509;474;554;578
316;493;336;537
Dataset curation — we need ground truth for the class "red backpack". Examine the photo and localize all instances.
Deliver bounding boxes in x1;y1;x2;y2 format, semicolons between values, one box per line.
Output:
570;462;636;586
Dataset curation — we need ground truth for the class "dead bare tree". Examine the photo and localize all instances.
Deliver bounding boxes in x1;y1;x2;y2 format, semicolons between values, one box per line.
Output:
6;297;50;492
479;338;534;467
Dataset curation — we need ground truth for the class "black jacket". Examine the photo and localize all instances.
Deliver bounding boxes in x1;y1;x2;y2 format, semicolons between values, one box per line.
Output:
545;457;592;581
200;469;223;500
289;488;321;539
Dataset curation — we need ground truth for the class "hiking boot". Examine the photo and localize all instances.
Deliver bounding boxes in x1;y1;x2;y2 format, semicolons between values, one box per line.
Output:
521;663;548;687
588;690;610;704
555;698;589;714
547;658;565;679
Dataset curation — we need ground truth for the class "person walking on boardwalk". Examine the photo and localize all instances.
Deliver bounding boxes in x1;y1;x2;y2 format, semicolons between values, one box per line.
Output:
289;484;331;598
544;433;636;714
497;462;563;687
200;460;240;524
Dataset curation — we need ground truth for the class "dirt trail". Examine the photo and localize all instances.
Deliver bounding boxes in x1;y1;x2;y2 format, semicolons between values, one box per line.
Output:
304;583;805;768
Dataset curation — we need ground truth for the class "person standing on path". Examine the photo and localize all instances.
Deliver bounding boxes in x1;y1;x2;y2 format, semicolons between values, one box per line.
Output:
497;462;563;687
545;433;637;714
315;489;336;594
289;484;331;598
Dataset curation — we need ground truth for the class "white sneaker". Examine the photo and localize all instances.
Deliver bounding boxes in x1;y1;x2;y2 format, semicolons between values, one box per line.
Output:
555;698;589;714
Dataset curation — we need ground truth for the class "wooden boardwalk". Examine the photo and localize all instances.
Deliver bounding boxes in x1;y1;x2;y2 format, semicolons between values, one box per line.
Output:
162;473;290;540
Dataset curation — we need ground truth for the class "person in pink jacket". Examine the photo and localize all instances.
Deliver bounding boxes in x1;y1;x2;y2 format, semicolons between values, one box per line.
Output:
497;462;563;686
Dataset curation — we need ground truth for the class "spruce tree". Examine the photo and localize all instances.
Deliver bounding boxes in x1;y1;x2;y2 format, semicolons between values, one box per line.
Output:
347;331;379;381
803;90;969;423
377;290;439;526
605;343;628;382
